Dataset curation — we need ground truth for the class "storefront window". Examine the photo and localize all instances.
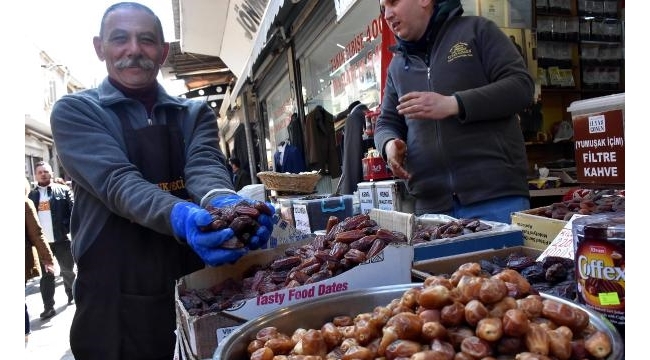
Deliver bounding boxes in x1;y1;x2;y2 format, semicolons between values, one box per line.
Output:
300;1;383;116
265;74;295;151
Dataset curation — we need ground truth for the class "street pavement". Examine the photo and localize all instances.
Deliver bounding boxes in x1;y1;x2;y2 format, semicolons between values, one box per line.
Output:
25;276;75;360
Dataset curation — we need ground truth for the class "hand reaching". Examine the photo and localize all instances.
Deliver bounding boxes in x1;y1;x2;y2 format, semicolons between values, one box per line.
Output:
385;138;411;180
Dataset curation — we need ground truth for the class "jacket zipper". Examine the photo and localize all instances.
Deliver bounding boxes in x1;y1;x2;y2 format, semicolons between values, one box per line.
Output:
426;39;455;193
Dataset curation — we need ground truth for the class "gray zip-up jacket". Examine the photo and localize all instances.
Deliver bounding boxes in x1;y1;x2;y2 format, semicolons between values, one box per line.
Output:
50;79;234;261
374;13;534;215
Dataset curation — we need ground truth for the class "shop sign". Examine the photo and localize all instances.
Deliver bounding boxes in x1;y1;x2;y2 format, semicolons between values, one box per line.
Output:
573;110;625;184
329;15;383;97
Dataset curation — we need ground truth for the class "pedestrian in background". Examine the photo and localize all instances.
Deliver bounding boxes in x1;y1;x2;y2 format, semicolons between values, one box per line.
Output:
374;0;534;223
25;178;55;343
28;161;75;319
49;2;274;359
230;157;251;191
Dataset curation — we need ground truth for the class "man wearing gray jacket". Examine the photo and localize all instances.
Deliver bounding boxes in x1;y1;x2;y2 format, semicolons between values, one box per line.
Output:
375;0;534;223
50;3;273;359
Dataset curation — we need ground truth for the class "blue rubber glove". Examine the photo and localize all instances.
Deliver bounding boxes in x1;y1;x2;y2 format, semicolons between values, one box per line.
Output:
209;194;275;250
171;202;247;266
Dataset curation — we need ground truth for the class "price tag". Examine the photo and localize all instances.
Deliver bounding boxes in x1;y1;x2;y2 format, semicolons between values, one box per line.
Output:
358;187;376;214
536;214;587;262
599;292;621;306
376;184;396;211
292;204;311;234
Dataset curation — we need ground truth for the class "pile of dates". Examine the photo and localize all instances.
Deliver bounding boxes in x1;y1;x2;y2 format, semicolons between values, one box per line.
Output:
180;213;408;316
479;252;577;301
412;218;493;244
241;213;407;294
418;251;577;301
246;263;613;360
201;199;275;249
527;189;624;221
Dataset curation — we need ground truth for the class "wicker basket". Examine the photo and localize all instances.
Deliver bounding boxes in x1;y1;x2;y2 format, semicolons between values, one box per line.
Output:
257;171;321;194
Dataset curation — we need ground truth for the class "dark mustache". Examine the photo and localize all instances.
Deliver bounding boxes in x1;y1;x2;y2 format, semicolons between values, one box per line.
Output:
114;57;155;70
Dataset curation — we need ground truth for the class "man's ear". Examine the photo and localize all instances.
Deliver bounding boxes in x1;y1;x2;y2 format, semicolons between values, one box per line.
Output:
93;36;105;61
160;42;170;65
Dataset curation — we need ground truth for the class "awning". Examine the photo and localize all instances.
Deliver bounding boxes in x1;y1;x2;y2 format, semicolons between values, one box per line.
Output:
179;0;285;106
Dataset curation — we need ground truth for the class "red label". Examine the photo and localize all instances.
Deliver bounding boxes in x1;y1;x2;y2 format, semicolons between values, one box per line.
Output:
362;157;392;181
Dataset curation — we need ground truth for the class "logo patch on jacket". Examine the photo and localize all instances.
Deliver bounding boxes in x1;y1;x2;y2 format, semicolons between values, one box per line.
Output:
448;42;472;62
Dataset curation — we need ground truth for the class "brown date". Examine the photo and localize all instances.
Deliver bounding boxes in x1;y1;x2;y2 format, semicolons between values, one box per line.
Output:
460;336;493;358
332;315;353;327
418;308;441;323
464;299;488;327
546;326;572;360
264;333;294;355
384;339;423;359
502;308;530;337
584;330;612;358
418;285;453;310
421;321;447;341
476;317;503;342
440;301;466;327
321;322;342;349
496;336;524;355
478;278;508;304
525;323;550;356
247;339;265;355
516;295;543;319
249;347;274;360
293;329;327;356
342;345;374;360
385;312;423;340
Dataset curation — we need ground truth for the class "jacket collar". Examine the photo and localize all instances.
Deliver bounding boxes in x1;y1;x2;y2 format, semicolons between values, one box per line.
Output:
95;78;186;108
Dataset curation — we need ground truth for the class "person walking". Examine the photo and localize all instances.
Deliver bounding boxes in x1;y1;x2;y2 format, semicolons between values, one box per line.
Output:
49;2;274;359
375;0;535;223
229;157;252;191
25;178;55;343
28;161;75;319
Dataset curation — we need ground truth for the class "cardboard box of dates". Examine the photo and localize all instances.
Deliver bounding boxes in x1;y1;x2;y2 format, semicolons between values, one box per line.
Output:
175;212;414;360
411;246;542;279
511;188;625;250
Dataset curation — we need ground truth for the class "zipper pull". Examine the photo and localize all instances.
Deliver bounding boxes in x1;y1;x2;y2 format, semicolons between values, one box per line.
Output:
147;118;152;125
427;67;430;81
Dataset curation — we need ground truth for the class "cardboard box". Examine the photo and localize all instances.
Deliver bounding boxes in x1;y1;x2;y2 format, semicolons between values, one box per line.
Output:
410;215;524;262
293;195;353;234
175;213;414;359
412;246;543;281
511;209;567;250
175;216;313;359
368;208;415;240
567;93;625;185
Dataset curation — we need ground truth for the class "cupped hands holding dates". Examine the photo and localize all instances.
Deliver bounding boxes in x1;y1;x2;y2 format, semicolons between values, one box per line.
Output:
203;197;275;250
